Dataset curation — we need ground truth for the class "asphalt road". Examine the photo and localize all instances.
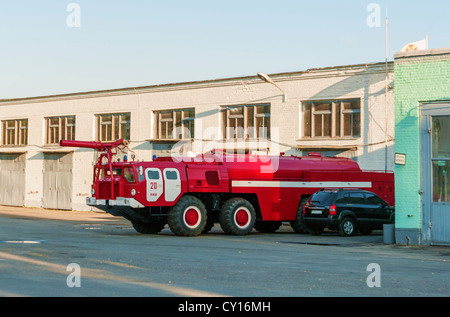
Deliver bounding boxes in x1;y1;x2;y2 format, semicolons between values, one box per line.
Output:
0;206;448;298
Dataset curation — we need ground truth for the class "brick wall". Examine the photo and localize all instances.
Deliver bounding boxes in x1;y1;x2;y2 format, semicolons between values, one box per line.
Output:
394;49;450;233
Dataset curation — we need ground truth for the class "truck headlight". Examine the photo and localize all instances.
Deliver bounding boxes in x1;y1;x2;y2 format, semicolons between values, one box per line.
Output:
131;189;136;196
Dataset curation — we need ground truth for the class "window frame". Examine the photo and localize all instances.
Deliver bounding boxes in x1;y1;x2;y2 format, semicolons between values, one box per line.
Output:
302;99;361;139
1;119;28;146
96;113;130;142
45;115;76;145
154;108;195;140
221;103;271;140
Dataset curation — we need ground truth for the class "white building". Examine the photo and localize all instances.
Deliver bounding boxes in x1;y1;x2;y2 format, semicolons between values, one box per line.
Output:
0;62;394;211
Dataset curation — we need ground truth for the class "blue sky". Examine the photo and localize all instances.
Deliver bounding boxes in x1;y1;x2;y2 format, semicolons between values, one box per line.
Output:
0;0;449;99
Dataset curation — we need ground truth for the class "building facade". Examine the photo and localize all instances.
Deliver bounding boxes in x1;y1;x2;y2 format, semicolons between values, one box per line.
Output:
0;62;394;212
394;48;450;246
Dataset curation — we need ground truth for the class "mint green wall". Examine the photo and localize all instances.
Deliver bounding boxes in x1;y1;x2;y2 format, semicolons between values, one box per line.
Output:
395;59;450;229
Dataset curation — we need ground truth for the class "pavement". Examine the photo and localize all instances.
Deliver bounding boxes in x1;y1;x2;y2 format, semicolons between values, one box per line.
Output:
0;205;119;222
0;204;438;249
1;205;449;252
1;204;448;297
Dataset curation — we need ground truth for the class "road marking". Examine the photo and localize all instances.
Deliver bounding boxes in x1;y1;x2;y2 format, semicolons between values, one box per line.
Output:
1;240;45;244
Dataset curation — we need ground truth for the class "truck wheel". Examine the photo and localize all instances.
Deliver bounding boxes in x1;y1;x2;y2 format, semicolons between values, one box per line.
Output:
168;195;207;236
131;221;166;234
219;198;256;235
290;197;309;234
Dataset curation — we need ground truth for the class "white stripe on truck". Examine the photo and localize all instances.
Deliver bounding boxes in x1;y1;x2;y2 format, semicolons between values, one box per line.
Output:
232;181;372;188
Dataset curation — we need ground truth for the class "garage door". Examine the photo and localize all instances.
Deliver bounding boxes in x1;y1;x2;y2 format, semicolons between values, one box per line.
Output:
43;152;73;210
0;153;26;206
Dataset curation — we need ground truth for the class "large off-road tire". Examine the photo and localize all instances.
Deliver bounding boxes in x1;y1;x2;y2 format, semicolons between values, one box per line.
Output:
290;197;309;234
167;195;207;236
131;221;166;234
219;198;256;235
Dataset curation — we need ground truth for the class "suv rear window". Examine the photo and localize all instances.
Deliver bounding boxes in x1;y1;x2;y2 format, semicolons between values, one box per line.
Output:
309;191;336;205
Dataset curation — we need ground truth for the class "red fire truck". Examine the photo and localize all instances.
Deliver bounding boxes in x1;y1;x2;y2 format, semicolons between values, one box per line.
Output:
60;139;394;236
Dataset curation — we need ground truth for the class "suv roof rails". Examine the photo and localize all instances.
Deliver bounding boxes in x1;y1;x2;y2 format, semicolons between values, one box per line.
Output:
319;188;365;192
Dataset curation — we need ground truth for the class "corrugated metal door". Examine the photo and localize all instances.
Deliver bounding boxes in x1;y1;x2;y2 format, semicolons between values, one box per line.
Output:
43;152;73;210
0;153;25;206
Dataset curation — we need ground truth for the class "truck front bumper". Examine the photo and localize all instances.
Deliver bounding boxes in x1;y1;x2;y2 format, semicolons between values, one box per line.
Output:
86;197;145;209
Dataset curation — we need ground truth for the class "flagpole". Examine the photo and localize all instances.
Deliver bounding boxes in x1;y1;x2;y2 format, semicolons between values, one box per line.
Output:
384;9;388;172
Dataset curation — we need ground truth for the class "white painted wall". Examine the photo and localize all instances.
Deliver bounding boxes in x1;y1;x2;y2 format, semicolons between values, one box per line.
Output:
0;62;394;211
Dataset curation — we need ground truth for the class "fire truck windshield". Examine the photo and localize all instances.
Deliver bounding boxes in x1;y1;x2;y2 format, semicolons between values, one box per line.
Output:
123;166;135;182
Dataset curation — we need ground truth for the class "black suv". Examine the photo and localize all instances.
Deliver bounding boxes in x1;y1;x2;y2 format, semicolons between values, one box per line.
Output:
302;188;395;236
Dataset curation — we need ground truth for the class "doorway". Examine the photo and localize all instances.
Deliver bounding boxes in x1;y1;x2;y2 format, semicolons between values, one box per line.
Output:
421;103;450;245
0;153;26;206
43;152;73;210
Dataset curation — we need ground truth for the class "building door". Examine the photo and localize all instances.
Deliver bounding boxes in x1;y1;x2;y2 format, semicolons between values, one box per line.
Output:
0;153;25;206
43;152;73;210
422;103;450;245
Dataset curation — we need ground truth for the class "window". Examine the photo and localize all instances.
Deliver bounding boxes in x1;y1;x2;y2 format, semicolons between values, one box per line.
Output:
165;170;178;180
154;108;195;140
123;167;135;182
432;116;450;202
96;113;130;142
365;193;385;205
346;192;366;204
222;104;270;140
309;191;336;205
302;99;360;138
1;119;28;146
45;116;76;145
147;170;160;180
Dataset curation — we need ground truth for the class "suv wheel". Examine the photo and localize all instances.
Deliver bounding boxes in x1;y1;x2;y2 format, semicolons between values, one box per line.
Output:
339;218;356;236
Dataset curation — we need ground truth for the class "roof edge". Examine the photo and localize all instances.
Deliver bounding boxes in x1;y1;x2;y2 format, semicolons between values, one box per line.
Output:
0;61;393;104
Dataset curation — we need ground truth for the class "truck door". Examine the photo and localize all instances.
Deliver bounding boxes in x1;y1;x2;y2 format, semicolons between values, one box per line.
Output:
145;168;163;202
163;168;181;202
